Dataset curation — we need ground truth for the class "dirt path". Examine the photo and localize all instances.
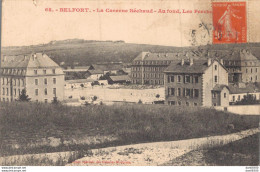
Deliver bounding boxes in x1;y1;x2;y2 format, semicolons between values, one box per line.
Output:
66;128;259;166
1;128;258;166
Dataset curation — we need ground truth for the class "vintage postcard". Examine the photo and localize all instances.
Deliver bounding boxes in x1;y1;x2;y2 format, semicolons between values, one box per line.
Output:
0;0;259;170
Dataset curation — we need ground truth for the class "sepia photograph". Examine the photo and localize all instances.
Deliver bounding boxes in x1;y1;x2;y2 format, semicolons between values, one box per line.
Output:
0;0;259;171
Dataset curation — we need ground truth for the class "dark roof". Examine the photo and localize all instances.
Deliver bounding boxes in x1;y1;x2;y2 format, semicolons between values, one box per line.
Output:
164;59;210;73
133;52;206;61
121;68;131;74
109;75;131;81
1;53;59;68
212;84;230;92
228;83;260;94
201;49;259;61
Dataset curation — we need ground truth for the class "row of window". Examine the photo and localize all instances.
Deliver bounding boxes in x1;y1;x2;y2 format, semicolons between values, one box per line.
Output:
34;69;56;75
1;68;57;75
1;97;52;103
245;68;258;73
167;88;199;98
35;78;56;85
243;61;258;66
245;75;258;82
168;101;198;106
1;78;25;86
132;73;164;78
132;67;166;72
1;68;25;75
2;88;21;96
35;88;56;96
1;77;57;86
212;92;227;98
224;60;259;66
132;79;164;85
133;60;172;65
144;80;164;85
167;75;199;84
2;87;57;96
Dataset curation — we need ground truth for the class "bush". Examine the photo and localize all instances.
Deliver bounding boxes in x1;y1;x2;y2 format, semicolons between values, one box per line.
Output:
234;94;260;105
18;89;31;102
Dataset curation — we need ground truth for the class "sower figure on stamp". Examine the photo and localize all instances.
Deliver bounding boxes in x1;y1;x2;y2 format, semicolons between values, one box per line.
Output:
216;4;242;41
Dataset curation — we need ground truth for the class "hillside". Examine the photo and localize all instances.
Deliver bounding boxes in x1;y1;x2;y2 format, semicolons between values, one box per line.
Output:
2;39;260;66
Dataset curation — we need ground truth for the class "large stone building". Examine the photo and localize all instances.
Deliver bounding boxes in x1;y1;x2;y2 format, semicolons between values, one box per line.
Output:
194;49;260;83
131;52;203;85
164;58;229;107
226;50;260;83
0;53;64;103
131;49;260;85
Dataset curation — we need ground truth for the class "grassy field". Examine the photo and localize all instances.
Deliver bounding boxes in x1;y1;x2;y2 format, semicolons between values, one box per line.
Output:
164;133;259;166
0;102;259;157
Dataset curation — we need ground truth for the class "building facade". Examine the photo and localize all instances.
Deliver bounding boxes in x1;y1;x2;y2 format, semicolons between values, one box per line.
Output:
203;49;260;83
0;53;64;103
228;83;260;104
131;49;260;85
164;58;229;107
131;52;201;85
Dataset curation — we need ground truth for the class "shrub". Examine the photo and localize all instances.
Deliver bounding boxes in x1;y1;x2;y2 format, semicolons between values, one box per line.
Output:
18;89;31;102
234;94;260;105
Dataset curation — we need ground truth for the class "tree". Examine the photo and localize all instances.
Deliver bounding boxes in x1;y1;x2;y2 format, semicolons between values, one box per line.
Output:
234;93;260;105
92;96;98;103
84;101;91;106
52;96;59;104
18;89;31;102
155;94;160;99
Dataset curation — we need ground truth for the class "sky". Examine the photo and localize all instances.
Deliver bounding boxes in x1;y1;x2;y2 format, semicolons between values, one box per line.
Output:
1;0;260;47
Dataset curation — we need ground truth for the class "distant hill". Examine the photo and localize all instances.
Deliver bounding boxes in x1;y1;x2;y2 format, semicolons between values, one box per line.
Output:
2;39;260;66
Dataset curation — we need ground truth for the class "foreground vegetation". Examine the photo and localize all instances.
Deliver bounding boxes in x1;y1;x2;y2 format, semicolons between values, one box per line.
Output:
164;133;259;166
0;102;259;157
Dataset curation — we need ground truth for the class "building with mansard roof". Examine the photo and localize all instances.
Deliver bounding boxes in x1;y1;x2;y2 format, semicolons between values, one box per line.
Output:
0;53;64;103
193;49;260;83
131;51;205;85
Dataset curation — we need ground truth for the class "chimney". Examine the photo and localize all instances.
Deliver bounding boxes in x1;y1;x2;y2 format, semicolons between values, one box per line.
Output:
220;59;224;65
141;52;148;61
207;58;211;66
189;58;193;66
32;54;37;61
181;59;185;66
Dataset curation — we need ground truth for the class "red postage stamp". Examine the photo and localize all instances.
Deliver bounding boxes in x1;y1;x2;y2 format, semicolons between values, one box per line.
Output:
212;2;247;44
